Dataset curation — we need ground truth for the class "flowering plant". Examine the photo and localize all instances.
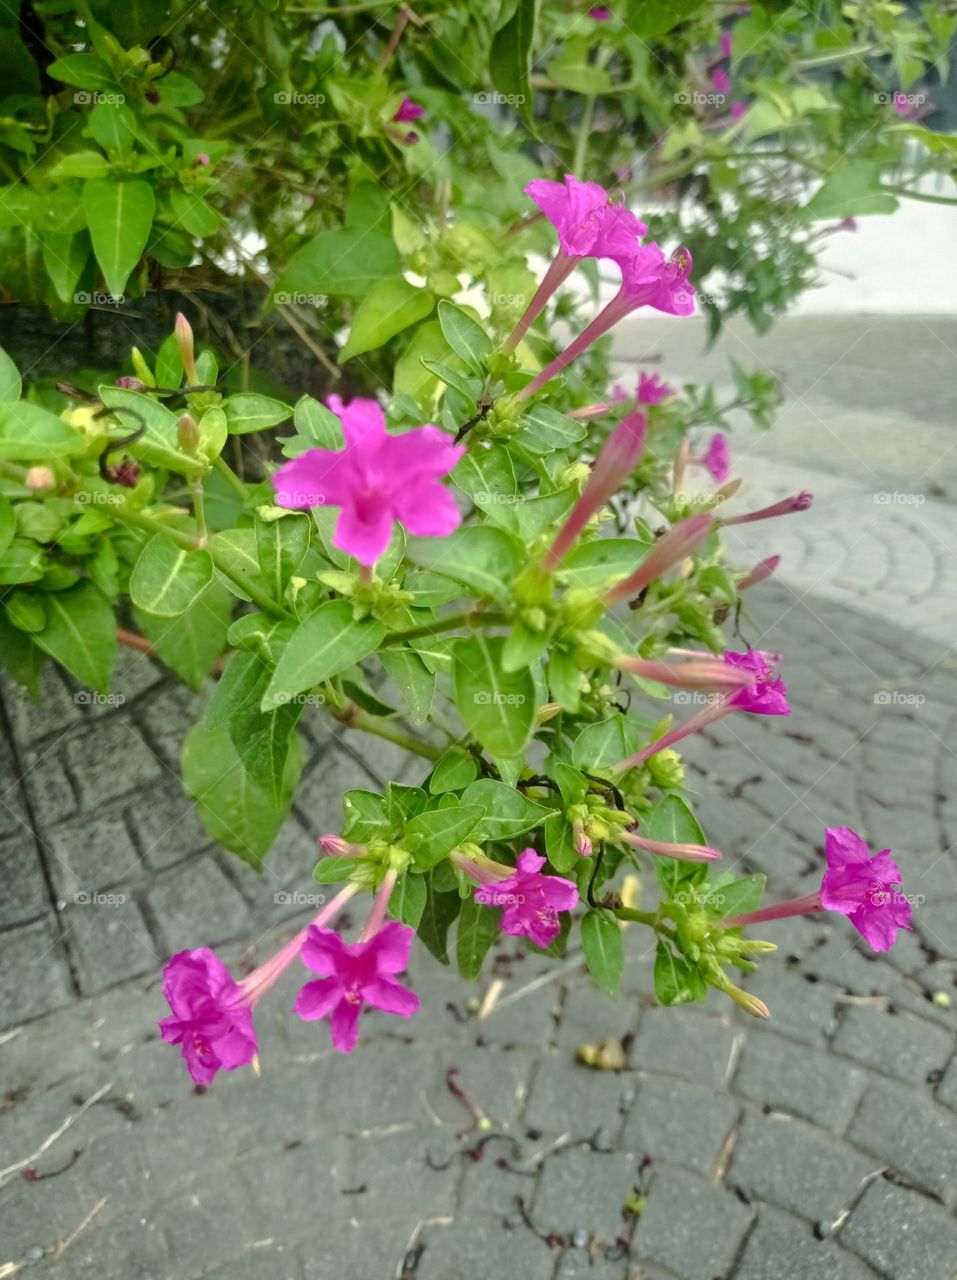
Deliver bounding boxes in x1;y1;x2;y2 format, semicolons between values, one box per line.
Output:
0;169;915;1084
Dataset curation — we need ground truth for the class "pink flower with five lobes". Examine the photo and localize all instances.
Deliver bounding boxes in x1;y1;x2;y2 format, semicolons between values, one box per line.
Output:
700;433;730;483
394;97;425;122
637;371;674;405
723;827;912;953
271;395;463;566
458;848;579;949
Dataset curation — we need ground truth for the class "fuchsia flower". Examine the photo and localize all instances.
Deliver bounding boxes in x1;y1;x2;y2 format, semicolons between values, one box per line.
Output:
721;491;812;527
589;6;612;18
272;396;463;565
840;217;858;232
712;67;730;95
613;649;790;773
730;100;748;122
543;411;646;571
637;371;673;405
395;97;425;123
720;31;733;57
702;433;730;483
467;848;579;948
615;653;759;692
737;554;781;591
723;827;912;953
159;949;258;1086
294;921;420;1052
621;829;721;862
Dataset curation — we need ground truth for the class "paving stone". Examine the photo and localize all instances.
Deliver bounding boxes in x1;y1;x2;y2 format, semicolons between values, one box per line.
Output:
937;1054;957;1114
417;1223;556;1280
0;914;74;1025
555;983;641;1053
151;1172;267;1273
460;1135;539;1217
126;777;213;870
238;1139;348;1238
732;1207;880;1280
914;901;957;961
424;1045;536;1130
352;1129;458;1218
734;1029;867;1132
631;1007;736;1087
739;970;838;1045
2;665;83;744
315;1042;438;1130
847;1078;957;1204
633;1165;752;1279
147;854;252;954
830;1005;952;1085
554;1250;630;1280
65;718;164;807
533;1147;637;1243
45;810;142;900
621;1077;738;1176
730;1110;875;1223
0;831;48;926
63;893;157;994
294;743;384;836
18;742;79;824
524;1055;635;1139
840;1177;957;1280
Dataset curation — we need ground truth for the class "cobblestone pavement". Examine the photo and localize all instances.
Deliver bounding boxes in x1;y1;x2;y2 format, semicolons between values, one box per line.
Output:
2;314;956;1279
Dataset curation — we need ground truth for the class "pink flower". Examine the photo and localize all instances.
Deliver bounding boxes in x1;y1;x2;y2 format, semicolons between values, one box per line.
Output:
602;512;714;606
294;922;420;1053
525;175;646;262
721;491;812;527
637;371;673;405
622;829;721;862
615;654;758;692
474;849;578;948
395;97;425;123
159;949;258;1086
712;67;730;95
839;217;857;231
730;100;747;121
820;826;912;952
590;5;612;18
618;243;696;316
700;432;729;483
723;827;912;954
737;554;780;591
543;410;646;571
272;396;463;565
720;31;733;57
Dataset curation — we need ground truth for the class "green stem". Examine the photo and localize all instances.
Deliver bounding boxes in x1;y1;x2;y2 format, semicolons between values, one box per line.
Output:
344;708;442;762
212;455;249;499
380;609;505;647
573;97;596;176
880;184;957;206
189;477;208;545
615;907;664;929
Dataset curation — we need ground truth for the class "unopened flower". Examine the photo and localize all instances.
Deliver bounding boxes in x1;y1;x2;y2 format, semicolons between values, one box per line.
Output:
613;649;789;772
637;371;673;405
720;31;733;57
713;67;730;95
395;97;425;123
543;411;646;571
699;433;730;483
721;491;812;527
174;312;197;386
114;376;146;391
730;100;748;121
621;829;720;862
272;396;463;565
723;827;911;953
589;5;612;17
294;921;419;1052
24;466;55;492
614;654;757;692
840;217;857;232
318;835;365;858
737;554;780;591
602;513;714;606
469;848;578;948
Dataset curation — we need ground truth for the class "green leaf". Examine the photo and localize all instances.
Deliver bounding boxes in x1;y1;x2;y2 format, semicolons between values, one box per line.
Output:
129;534;214;617
99;386;201;476
462;778;555;841
47;54;118;91
209;527;272;603
0;401;84;461
654;940;707;1006
292;395;343;448
313;855;360;884
0;612;44;696
581;908;624;999
340;277;434;361
87;101;138;156
380;648;435;723
135;579;231;690
452;634;536;759
41;231;90;305
0;494;14;559
224;394;292;435
390;872;427;929
417;878;462;964
490;0;539;122
410;524;522;604
437;300;491;376
429;746;480;794
256;511;310;598
544;811;578;873
572;716;643;772
262;599;384;711
342;789;390;842
0;344;21;401
181;721;302;869
33;582;116;693
647;795;708;897
547;35;614;94
456;893;499;980
196;406;228;463
277;225;401;299
82;179;155;299
711;873;766;919
560;537;652;588
515;404;586;455
406;803;485;870
804;160;899;219
226;660;303;803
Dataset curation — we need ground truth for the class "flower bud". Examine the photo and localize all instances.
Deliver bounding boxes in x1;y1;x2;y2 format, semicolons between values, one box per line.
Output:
174;312;198;385
646;749;684;789
24;466;55;492
177;412;200;455
114;376;147;392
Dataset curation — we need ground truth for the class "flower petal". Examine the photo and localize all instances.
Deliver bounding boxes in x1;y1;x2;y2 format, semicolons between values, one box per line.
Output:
363;977;420;1017
368;920;416;974
329;997;362;1052
824;826;871;870
332;503;395;566
294;976;342;1021
272;450;350;509
392;483;461;540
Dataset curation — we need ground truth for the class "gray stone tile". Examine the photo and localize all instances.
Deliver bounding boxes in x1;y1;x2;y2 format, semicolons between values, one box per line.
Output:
830;1005;953;1085
525;1055;634;1139
533;1147;638;1243
840;1178;957;1280
732;1207;880;1280
45;810;142;900
847;1078;957;1204
631;1007;736;1087
633;1165;752;1279
0;831;48;926
621;1077;739;1176
147;854;252;954
0;914;73;1025
64;893;157;994
734;1029;867;1132
417;1223;556;1280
